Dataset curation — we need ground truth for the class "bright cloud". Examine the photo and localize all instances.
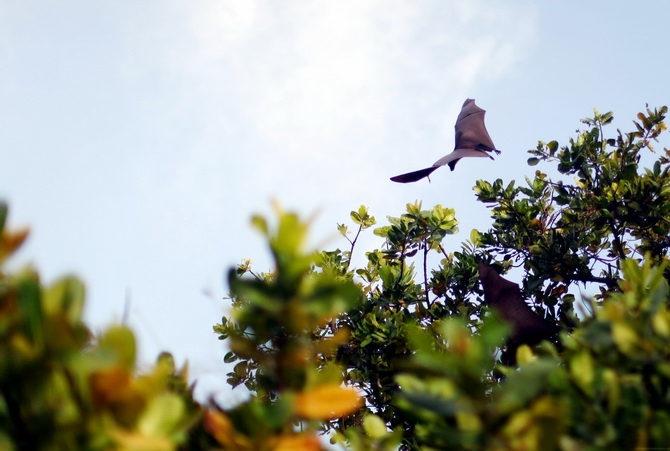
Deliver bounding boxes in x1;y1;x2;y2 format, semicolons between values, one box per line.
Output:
146;1;540;199
0;1;540;401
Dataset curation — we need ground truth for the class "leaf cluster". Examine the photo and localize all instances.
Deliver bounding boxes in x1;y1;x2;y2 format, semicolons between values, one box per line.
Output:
3;104;670;450
475;106;670;323
211;205;365;448
214;105;670;450
0;202;202;450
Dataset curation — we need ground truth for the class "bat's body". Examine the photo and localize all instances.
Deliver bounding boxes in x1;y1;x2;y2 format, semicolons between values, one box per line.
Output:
478;263;557;365
391;99;500;183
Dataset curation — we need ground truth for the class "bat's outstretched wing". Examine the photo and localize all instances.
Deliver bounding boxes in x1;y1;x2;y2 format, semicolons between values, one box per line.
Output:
390;166;439;183
452;99;497;154
478;263;556;364
433;147;494;171
390;99;500;183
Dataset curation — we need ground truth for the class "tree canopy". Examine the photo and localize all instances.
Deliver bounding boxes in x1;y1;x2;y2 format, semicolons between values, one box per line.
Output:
216;105;670;449
1;105;669;450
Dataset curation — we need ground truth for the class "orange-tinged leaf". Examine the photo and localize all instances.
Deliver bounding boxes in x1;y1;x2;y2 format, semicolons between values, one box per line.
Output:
90;366;133;407
295;385;362;420
90;366;145;426
204;410;251;450
272;433;321;451
0;227;29;262
313;328;350;356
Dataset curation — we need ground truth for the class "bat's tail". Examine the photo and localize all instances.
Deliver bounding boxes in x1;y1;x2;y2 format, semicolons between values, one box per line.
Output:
390;166;439;183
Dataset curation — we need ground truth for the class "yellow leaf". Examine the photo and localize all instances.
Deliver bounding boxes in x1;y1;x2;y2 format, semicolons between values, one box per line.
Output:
98;326;137;370
363;414;387;439
313;328;350;356
137;394;185;438
570;351;594;395
503;397;565;450
612;322;638;354
602;369;620;413
272;433;321;451
295;385;362;420
516;345;535;365
10;334;39;359
112;430;174;451
652;310;670;337
456;411;482;432
600;301;625;321
504;409;532;437
442;321;471;356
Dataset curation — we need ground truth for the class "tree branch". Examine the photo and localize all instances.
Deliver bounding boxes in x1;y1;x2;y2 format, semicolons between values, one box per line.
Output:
344;225;363;272
423;246;431;308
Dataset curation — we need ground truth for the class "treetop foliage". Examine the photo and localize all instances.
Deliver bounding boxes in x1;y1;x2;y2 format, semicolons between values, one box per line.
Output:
1;104;669;450
0;201;204;450
217;104;670;449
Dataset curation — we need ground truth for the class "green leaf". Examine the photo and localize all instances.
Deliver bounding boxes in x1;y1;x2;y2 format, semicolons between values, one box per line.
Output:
44;276;85;323
138;393;186;437
363;414;388;438
98;325;137;370
251;215;269;235
398;391;458;417
223;352;237;364
0;201;7;231
15;269;45;349
337;223;348;237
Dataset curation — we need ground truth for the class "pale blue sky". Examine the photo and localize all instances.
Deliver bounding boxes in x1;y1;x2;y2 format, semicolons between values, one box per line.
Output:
1;1;668;401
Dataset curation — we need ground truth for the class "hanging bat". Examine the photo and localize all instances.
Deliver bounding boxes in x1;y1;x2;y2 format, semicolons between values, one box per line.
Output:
478;263;557;365
390;99;500;183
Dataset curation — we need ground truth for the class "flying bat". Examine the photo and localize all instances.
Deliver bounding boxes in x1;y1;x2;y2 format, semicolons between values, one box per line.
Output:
478;263;557;365
390;99;500;183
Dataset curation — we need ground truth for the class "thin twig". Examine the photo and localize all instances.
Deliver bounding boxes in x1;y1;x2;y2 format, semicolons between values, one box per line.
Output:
344;225;363;272
423;246;431;308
